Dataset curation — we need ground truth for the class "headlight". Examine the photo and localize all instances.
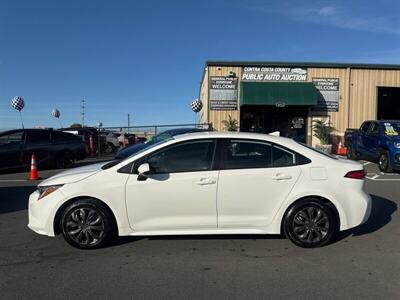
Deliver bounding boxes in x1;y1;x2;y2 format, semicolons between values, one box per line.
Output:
37;185;63;200
395;142;400;149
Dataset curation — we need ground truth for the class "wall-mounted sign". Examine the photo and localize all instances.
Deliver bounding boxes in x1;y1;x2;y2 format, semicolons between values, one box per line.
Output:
241;67;307;82
209;76;238;110
311;78;339;112
275;102;286;108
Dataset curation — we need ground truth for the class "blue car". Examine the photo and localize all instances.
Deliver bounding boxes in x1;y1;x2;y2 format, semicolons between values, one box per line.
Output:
345;120;400;172
115;127;211;159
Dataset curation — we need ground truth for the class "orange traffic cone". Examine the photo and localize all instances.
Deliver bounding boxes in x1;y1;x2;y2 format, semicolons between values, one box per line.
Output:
29;154;39;180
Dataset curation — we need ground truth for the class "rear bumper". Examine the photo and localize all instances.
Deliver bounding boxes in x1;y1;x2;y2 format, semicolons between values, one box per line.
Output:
341;191;372;230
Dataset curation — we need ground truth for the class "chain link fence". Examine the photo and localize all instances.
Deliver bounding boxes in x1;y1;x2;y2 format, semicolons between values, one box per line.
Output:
94;123;213;157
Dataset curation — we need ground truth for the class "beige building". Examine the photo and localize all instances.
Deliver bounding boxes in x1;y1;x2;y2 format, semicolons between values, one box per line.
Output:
198;61;400;145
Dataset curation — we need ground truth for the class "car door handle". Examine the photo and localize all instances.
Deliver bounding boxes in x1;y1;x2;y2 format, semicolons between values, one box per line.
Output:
195;178;216;185
272;173;292;181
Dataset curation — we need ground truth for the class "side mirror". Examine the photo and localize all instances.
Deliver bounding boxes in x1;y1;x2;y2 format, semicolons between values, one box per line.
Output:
137;163;150;181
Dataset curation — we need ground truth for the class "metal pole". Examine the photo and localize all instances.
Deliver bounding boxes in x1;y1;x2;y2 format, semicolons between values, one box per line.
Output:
19;111;24;129
81;97;86;127
128;113;130;134
98;125;101;158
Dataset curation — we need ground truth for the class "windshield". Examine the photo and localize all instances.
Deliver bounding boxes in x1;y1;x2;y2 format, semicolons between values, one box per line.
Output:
383;122;400;136
146;132;172;145
103;137;173;170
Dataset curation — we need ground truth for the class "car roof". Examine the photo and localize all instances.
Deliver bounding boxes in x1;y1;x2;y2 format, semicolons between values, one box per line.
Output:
0;128;52;134
161;127;209;135
173;131;296;145
364;120;400;123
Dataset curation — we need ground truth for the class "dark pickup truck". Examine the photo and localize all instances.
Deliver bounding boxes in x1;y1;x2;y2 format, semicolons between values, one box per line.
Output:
0;129;87;171
345;120;400;172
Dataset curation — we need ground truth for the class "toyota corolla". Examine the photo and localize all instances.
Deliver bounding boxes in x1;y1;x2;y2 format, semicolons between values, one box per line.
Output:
28;132;371;249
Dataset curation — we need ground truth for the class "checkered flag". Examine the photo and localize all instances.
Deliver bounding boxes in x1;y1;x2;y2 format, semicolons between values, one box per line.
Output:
191;99;203;113
11;96;25;111
52;108;60;118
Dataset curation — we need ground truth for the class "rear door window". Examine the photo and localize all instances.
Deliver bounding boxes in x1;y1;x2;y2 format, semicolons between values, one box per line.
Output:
272;145;296;167
26;131;50;144
221;140;272;170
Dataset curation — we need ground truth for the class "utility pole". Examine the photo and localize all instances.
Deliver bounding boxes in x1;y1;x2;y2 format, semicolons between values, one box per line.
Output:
127;113;130;133
81;97;86;127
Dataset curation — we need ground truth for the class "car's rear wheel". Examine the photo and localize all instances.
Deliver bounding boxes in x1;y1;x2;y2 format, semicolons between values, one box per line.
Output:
60;199;116;249
378;151;393;173
55;151;75;169
283;200;337;248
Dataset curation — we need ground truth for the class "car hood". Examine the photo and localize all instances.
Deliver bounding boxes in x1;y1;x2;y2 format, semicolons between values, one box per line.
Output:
385;135;400;142
38;162;107;186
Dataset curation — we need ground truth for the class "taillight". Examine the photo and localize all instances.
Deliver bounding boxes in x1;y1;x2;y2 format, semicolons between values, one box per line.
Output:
344;170;366;179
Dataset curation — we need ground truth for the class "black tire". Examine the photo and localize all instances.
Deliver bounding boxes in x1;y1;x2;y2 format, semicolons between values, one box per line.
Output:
107;142;116;153
378;150;393;173
283;200;337;248
60;199;117;249
55;151;75;169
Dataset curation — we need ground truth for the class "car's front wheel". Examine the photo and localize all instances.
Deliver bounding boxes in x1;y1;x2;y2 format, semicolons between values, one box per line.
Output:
60;199;116;249
283;200;337;248
378;151;393;173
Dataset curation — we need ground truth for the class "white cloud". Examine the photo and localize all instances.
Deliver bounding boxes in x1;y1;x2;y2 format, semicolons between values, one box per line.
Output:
245;3;400;35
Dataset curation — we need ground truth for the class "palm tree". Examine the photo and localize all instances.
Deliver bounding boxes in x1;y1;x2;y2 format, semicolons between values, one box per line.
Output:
222;115;239;131
312;120;334;145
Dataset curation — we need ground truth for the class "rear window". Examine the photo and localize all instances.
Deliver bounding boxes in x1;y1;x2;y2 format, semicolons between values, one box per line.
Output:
55;131;78;140
297;142;338;160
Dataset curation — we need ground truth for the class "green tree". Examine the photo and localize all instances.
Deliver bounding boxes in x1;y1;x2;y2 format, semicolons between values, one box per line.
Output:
312;119;334;145
221;115;239;131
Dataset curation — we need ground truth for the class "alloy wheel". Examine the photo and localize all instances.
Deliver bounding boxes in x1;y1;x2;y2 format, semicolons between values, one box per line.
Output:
292;206;330;244
65;208;105;246
379;153;388;170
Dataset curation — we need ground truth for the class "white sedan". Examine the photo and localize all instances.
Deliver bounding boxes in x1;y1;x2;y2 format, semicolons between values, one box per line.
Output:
28;132;371;249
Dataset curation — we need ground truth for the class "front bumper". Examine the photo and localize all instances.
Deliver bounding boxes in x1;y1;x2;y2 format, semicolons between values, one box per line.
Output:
390;151;400;170
27;189;64;237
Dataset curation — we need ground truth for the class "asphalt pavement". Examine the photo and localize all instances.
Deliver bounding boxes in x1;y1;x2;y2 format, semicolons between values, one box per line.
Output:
0;158;399;299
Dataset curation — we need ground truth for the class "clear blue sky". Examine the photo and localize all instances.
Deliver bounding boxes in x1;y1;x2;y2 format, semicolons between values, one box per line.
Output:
1;0;400;129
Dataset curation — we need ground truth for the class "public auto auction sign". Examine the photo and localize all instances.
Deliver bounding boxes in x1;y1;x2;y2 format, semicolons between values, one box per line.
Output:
241;67;307;81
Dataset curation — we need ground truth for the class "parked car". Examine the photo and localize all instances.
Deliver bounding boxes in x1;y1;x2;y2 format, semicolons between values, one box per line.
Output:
345;120;400;172
115;127;211;159
28;131;370;249
0;129;86;171
99;131;120;152
59;127;107;155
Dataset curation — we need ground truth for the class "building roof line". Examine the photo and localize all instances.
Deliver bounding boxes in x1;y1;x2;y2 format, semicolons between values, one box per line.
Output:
205;61;400;70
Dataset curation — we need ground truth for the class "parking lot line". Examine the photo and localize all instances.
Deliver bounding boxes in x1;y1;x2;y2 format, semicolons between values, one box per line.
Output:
0;179;28;182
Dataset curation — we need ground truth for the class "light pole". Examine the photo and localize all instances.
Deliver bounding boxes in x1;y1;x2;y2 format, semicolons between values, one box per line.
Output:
97;122;103;157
